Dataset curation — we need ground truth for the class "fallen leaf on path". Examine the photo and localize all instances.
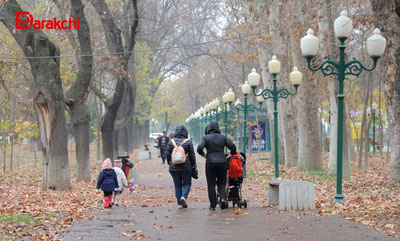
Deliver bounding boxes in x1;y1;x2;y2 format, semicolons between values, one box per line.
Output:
233;210;248;215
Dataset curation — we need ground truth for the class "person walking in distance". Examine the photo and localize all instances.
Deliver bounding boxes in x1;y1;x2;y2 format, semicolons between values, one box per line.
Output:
197;122;236;210
158;130;170;164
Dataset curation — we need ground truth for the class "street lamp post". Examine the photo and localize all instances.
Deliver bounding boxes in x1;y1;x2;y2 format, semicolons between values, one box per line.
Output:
234;82;263;154
300;10;386;203
249;57;302;180
199;107;206;139
222;89;236;137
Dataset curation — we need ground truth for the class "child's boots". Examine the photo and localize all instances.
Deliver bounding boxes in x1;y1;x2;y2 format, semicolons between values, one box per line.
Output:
104;196;109;208
108;195;113;207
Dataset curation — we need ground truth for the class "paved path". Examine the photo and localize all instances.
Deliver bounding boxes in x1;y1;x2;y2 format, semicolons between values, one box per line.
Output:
61;151;399;241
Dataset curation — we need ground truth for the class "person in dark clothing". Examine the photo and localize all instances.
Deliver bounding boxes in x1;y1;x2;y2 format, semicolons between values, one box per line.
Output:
166;125;197;208
197;122;236;210
158;130;170;164
96;158;119;208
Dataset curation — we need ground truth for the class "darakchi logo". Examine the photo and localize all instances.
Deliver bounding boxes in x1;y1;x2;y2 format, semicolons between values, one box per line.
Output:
16;11;80;30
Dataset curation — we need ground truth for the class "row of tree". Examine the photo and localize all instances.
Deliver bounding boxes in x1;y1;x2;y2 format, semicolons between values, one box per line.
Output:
168;0;400;186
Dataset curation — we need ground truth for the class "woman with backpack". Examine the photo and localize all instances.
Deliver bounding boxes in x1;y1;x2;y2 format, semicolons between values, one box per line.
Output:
166;125;197;209
197;122;236;211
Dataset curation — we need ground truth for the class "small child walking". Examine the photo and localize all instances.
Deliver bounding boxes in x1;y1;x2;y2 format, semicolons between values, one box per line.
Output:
96;158;119;208
113;160;128;206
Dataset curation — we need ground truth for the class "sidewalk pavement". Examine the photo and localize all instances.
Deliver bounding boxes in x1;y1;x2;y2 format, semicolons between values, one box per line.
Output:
60;152;398;241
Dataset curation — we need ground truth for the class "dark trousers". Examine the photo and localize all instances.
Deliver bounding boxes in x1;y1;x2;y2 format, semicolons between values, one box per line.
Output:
206;163;228;208
160;148;167;163
103;191;112;197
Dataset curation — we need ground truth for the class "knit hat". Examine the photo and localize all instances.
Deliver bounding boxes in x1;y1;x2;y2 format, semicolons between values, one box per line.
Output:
114;160;122;168
102;158;112;168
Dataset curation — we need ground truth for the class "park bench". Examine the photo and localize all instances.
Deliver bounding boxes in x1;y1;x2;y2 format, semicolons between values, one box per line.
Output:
268;179;315;211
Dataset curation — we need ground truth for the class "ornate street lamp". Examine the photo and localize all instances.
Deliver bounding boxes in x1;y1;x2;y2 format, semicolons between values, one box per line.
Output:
194;111;201;143
213;98;220;122
199;107;206;139
204;103;211;124
222;89;235;138
300;10;386;203
233;81;263;154
250;58;302;179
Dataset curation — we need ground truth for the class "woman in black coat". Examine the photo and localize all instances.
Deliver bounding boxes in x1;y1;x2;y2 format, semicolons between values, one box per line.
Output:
197;122;236;210
166;125;197;208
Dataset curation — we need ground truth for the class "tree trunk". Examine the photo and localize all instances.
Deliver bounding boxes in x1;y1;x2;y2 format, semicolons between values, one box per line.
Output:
289;0;321;170
358;72;372;167
91;0;138;161
72;104;91;181
279;102;297;166
101;114;118;161
64;0;93;182
10;137;13;171
370;0;400;186
0;0;70;190
296;72;322;170
94;95;102;160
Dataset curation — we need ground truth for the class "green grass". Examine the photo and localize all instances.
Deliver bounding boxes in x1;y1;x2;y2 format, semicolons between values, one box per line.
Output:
246;169;273;179
0;213;41;224
301;169;335;182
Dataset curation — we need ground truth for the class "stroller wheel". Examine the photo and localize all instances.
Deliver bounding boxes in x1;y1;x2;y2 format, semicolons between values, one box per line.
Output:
243;200;248;208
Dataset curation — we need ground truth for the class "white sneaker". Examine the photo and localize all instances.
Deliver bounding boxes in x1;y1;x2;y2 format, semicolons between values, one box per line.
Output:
178;205;183;209
180;197;188;208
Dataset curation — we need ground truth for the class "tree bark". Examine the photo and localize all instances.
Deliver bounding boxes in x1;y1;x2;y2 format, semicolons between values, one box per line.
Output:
64;0;93;182
90;0;138;160
370;0;400;186
0;0;70;190
288;0;321;170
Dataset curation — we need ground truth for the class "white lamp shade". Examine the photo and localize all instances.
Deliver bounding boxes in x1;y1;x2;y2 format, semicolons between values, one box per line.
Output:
334;10;353;38
235;98;242;107
215;98;220;107
217;106;221;112
242;81;251;94
268;55;281;74
209;102;214;110
300;29;320;56
199;107;205;115
227;88;235;102
367;108;371;115
222;93;228;103
248;68;260;87
372;102;378;110
256;90;264;103
210;101;215;110
204;104;210;112
212;99;218;109
367;28;386;57
290;67;302;86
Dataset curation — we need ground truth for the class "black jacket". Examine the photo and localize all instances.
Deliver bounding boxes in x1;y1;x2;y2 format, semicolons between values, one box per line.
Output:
197;122;236;165
166;125;197;172
158;135;170;149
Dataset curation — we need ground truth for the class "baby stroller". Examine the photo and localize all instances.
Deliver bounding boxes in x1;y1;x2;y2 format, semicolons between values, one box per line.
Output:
226;152;247;208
